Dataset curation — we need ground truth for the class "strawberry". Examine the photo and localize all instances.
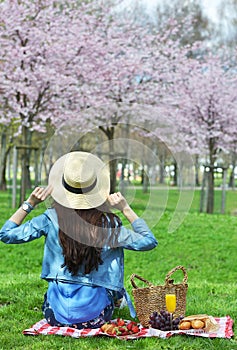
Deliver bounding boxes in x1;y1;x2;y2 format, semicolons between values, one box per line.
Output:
131;325;139;333
116;318;125;326
118;326;127;332
121;331;129;336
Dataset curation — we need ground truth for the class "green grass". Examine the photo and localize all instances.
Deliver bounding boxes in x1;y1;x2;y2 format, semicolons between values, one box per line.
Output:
0;188;236;349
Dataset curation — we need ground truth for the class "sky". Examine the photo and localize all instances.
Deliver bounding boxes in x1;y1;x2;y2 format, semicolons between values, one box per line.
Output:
118;0;234;42
129;0;222;22
198;0;222;22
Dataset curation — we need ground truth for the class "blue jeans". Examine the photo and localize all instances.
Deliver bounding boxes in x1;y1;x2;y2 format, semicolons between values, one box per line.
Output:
42;290;115;329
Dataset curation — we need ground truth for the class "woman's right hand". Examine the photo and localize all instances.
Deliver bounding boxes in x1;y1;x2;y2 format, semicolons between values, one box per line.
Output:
27;185;53;207
9;185;53;225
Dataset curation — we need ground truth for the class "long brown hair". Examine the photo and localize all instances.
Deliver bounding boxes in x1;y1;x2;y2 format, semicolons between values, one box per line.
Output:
53;201;122;275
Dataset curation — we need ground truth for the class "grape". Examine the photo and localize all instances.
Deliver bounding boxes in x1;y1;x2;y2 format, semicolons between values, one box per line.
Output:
159;316;165;324
172;318;179;325
149;310;184;331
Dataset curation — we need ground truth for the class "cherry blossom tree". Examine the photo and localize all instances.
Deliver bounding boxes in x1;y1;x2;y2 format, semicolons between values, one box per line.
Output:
2;0;221;204
1;0;190;195
0;0;81;198
0;0;142;194
160;49;237;213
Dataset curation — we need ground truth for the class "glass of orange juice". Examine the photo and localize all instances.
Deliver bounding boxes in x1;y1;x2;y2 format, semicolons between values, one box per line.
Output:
165;293;176;313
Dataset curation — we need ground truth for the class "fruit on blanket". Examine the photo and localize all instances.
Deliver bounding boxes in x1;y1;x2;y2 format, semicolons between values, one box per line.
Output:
116;318;125;326
100;319;140;336
131;325;140;333
149;310;184;331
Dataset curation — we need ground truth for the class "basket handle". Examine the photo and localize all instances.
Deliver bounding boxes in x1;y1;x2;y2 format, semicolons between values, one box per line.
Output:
130;273;154;289
165;265;188;285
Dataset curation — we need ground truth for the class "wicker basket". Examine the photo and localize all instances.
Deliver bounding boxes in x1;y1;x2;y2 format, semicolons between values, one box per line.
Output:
130;265;188;327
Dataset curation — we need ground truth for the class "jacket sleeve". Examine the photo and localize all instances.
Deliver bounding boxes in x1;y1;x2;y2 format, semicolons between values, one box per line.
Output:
118;218;158;251
0;213;50;244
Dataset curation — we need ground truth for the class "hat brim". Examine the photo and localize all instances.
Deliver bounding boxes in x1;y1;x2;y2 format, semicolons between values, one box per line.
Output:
48;152;110;209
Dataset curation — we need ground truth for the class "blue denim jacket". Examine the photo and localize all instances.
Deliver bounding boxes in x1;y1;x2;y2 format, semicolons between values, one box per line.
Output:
0;208;158;317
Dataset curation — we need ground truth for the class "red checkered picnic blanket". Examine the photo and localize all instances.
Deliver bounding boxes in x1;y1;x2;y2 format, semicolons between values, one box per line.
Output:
23;316;234;340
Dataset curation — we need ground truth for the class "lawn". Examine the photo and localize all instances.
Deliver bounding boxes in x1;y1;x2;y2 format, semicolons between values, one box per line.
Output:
0;188;236;349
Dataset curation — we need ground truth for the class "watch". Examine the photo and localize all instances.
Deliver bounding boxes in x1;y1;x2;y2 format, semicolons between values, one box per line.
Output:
21;201;34;213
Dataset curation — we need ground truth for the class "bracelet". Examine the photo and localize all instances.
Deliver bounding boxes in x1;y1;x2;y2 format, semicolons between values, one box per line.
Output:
21;201;34;213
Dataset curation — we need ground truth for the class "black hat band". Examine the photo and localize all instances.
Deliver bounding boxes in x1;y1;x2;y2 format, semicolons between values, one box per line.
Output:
62;176;97;194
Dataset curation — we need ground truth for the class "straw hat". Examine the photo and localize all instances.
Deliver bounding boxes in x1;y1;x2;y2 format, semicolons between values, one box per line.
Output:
48;151;110;209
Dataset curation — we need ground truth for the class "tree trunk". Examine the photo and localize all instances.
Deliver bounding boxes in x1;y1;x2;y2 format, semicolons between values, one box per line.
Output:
195;155;200;187
200;169;208;213
108;139;117;194
206;138;216;214
159;151;165;184
173;161;178;186
206;167;214;214
119;159;127;196
25;128;32;189
0;130;12;191
38;139;48;184
229;167;235;189
142;165;149;193
109;161;117;193
228;152;236;189
20;146;27;205
0;147;12;191
20;126;33;204
99;125;117;193
221;168;227;214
